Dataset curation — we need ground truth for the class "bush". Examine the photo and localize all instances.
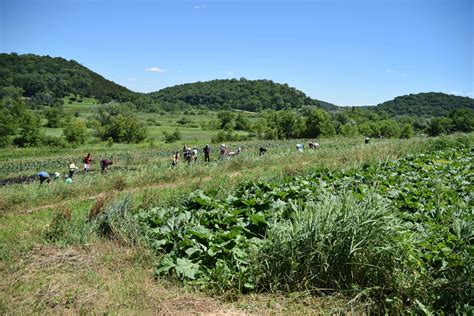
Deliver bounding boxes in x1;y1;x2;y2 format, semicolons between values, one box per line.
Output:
44;207;72;243
43;135;69;148
176;117;193;125
163;129;181;143
94;196;144;246
63;119;88;145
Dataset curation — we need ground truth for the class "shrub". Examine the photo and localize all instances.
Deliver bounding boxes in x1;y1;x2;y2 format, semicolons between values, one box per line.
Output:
94;196;144;246
163;129;181;143
42;135;69;148
63;119;88;145
43;206;72;242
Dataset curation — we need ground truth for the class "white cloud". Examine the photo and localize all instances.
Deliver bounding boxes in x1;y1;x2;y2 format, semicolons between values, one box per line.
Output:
193;4;207;9
127;77;137;82
145;67;165;73
227;71;234;75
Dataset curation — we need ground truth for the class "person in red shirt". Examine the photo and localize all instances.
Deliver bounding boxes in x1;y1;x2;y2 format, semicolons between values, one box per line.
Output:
83;153;92;172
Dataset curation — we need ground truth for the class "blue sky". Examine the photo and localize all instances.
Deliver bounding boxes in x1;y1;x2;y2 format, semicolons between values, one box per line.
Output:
1;0;472;106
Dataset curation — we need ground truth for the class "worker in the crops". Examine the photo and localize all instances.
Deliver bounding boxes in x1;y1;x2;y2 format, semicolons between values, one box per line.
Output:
83;153;92;172
203;144;211;162
183;147;192;163
365;137;370;144
171;151;180;166
259;147;267;156
68;163;78;178
37;171;50;184
100;159;113;174
192;147;198;163
296;143;304;152
219;144;227;160
309;141;320;149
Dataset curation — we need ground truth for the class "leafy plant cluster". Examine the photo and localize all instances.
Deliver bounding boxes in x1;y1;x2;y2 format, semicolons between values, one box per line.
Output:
138;144;472;312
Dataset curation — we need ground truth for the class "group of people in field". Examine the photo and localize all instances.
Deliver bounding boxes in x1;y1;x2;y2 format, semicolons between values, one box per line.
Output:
171;140;321;166
35;139;323;184
36;153;114;184
172;143;243;166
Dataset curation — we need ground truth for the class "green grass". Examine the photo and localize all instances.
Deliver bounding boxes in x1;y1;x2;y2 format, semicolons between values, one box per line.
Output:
0;136;434;212
0;133;472;314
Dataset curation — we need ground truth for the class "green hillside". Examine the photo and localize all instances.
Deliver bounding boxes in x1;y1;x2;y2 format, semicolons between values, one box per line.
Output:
374;92;474;117
149;78;337;112
0;53;138;103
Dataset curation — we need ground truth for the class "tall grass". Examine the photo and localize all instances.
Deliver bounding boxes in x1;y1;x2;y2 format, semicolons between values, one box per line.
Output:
252;193;414;310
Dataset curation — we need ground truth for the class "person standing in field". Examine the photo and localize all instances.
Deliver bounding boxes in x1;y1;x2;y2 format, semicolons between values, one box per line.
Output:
259;147;267;156
171;151;180;167
203;144;211;163
83;153;92;172
100;159;113;174
192;147;198;163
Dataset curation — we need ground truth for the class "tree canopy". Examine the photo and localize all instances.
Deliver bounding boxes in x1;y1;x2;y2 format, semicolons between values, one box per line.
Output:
373;92;473;117
149;78;336;112
0;53;140;103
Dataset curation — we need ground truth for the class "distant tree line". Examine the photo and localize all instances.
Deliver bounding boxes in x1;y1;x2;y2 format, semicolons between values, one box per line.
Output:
208;105;473;143
374;92;473;117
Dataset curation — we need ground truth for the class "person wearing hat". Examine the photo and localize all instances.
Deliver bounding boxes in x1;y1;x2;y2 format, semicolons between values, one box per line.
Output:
68;163;78;179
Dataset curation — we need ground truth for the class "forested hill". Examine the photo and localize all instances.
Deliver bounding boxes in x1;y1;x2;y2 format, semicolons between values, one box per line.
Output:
0;53;138;102
149;79;337;112
374;92;474;117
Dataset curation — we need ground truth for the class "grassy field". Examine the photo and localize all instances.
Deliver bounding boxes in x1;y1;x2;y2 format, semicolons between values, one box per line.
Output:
0;133;472;314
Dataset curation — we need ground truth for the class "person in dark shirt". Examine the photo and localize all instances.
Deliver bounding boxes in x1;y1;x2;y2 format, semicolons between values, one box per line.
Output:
259;147;267;156
203;144;211;162
100;159;113;174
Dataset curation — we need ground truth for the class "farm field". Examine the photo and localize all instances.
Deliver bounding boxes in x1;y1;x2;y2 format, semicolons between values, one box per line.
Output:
53;99;252;144
0;133;472;314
